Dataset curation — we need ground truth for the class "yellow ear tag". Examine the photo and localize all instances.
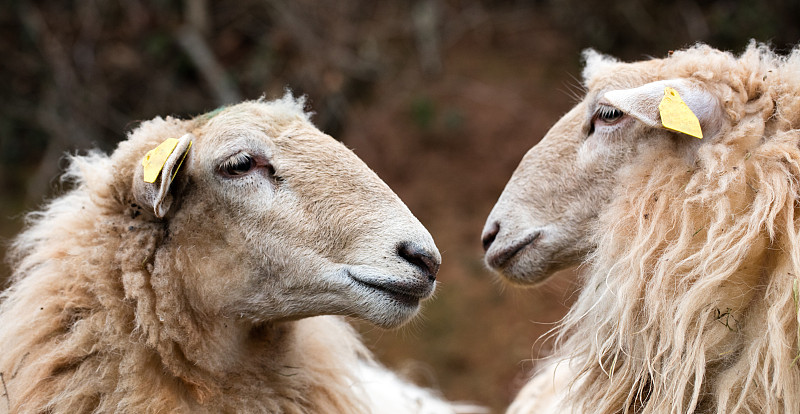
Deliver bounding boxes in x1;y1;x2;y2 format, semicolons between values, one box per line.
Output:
171;141;192;181
141;138;180;183
659;87;703;139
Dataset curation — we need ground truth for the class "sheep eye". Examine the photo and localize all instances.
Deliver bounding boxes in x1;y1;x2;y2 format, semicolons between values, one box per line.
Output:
595;104;624;123
220;153;255;177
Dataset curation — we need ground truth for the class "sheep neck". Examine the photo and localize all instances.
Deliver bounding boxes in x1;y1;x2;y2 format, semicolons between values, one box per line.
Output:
559;137;798;413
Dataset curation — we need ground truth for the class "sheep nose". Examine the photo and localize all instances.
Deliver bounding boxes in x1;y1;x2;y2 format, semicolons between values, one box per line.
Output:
397;242;440;282
481;221;500;252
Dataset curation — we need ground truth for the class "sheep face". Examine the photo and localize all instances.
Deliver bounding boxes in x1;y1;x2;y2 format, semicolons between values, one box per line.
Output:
482;52;723;285
481;101;623;285
131;99;440;329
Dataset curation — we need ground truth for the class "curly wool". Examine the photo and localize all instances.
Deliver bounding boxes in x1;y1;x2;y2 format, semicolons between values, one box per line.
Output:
554;43;800;414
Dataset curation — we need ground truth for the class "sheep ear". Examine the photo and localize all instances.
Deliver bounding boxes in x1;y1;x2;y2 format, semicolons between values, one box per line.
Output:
603;79;723;139
133;133;194;218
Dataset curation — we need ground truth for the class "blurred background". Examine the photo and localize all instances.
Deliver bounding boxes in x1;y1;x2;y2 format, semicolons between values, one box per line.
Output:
2;0;799;411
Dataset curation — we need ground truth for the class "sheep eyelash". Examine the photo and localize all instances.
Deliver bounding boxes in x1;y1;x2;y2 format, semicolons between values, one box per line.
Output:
594;104;624;122
588;104;625;136
219;151;282;181
220;152;252;170
218;152;257;177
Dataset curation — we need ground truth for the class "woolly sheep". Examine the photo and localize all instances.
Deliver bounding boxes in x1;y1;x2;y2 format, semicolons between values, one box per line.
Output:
0;95;478;413
482;43;800;413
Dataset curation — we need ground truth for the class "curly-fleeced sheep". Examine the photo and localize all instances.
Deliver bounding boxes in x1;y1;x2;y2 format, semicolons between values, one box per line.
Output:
0;95;475;413
482;43;800;413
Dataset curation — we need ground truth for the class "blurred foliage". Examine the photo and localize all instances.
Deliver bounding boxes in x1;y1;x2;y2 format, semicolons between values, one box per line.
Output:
411;96;437;130
0;0;426;204
2;0;799;203
544;0;800;58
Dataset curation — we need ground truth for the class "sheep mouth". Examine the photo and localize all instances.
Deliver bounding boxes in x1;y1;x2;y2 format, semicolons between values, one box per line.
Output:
348;270;434;307
357;281;421;306
486;231;542;269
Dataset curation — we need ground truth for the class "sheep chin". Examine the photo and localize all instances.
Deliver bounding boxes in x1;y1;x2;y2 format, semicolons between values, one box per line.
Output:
342;265;433;328
496;257;571;287
484;226;580;286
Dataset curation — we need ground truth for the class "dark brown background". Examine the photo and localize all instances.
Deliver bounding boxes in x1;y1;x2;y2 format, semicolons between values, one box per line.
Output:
2;1;799;411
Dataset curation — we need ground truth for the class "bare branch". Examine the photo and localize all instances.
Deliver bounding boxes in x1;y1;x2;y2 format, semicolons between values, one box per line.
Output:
413;0;442;75
176;6;241;106
185;0;210;35
176;26;241;105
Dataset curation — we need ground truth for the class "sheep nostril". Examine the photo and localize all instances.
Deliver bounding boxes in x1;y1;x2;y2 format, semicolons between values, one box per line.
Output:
397;242;440;283
481;221;500;252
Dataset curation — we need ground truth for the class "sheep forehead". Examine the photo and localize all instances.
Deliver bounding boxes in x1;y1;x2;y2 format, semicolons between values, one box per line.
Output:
585;59;662;93
207;97;310;123
190;101;391;201
200;113;362;171
584;45;746;94
195;103;331;160
199;101;310;139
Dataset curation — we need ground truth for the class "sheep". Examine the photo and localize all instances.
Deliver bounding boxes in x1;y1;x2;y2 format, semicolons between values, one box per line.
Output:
0;94;479;414
481;43;800;413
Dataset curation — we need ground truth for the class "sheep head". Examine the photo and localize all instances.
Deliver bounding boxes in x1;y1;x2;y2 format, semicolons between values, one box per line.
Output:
482;49;729;285
122;96;440;330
